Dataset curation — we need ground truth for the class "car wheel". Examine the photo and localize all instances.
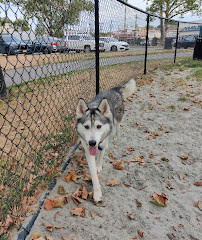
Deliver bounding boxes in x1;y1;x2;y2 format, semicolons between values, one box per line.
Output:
111;45;117;51
43;48;49;54
84;46;91;53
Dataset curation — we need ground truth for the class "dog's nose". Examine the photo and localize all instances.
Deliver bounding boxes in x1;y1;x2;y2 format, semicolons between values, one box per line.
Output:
89;140;96;146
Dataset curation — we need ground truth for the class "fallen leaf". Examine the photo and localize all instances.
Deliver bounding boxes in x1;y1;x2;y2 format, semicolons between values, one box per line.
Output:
194;182;202;186
107;178;118;186
4;214;13;231
81;183;88;199
45;235;54;240
150;192;168;207
55;226;66;230
161;157;169;162
91;211;95;219
137;229;144;238
136;199;142;207
108;153;114;160
113;160;125;170
44;198;56;211
123;182;131;187
179;155;188;160
72;188;83;206
132;236;138;239
83;170;92;181
54;196;65;208
196;200;201;210
45;224;54;232
30;232;40;240
65;171;74;182
58;185;68;195
70;208;86;217
126;146;135;151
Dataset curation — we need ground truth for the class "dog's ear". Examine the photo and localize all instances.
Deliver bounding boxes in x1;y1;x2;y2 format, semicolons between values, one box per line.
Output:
98;99;111;117
76;98;88;118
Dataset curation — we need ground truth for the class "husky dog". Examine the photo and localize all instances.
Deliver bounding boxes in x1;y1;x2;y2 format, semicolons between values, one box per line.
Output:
76;79;136;203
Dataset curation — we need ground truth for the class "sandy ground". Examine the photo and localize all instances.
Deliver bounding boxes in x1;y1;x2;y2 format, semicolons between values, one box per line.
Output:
14;68;201;240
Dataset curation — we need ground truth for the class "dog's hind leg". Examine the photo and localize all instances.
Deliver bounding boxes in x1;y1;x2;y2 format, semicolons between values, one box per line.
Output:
97;139;108;173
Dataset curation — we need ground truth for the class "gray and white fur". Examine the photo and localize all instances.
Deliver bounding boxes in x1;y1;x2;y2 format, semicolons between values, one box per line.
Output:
76;78;136;203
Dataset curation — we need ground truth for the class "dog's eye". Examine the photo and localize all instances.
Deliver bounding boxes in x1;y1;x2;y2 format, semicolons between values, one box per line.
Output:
97;125;102;129
84;125;89;129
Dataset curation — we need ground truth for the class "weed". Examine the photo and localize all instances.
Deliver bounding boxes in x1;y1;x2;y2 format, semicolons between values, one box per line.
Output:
178;96;187;101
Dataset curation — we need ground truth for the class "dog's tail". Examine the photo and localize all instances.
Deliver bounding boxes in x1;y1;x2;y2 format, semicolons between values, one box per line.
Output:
118;78;137;99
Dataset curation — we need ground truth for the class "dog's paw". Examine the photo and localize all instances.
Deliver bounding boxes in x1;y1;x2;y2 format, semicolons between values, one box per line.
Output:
96;164;103;173
93;189;102;203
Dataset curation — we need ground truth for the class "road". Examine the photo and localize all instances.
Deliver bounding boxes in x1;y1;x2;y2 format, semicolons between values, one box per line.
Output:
4;51;192;86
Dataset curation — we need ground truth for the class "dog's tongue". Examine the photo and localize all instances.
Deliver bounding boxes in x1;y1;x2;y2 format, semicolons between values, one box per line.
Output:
89;146;98;156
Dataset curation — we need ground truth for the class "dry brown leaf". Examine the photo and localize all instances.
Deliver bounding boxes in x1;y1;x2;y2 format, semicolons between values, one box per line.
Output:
126;146;135;151
30;232;40;240
132;236;138;239
81;183;88;199
45;235;54;240
123;182;131;187
108;153;114;160
91;211;95;219
150;192;168;207
107;178;118;186
137;229;144;238
179;155;188;160
136;199;142;207
83;170;92;181
71;189;83;206
65;171;74;182
4;214;13;231
58;185;68;195
44;198;56;211
55;226;66;230
45;224;54;232
54;196;65;208
113;160;125;170
70;208;86;217
161;157;169;162
194;182;202;186
196;200;201;210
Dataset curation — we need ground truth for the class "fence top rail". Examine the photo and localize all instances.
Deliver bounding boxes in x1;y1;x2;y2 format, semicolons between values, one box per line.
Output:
116;0;202;25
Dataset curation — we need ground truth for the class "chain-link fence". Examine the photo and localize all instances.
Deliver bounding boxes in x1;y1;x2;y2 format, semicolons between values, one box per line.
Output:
0;0;201;238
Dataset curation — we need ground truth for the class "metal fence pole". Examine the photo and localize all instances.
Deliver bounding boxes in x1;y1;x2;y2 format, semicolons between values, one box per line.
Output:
95;0;100;95
174;22;179;63
0;65;7;98
144;14;150;75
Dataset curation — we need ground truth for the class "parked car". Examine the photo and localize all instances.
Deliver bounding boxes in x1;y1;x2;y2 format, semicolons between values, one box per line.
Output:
139;39;151;46
174;35;197;49
99;37;129;51
56;38;69;53
28;36;57;54
0;34;27;55
62;34;105;53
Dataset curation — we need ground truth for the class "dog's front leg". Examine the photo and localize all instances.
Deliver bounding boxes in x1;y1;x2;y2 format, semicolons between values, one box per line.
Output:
85;152;102;203
97;139;108;173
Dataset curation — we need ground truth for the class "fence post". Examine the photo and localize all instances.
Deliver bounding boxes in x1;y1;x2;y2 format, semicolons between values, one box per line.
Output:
0;65;7;98
144;14;150;75
95;0;100;95
174;22;179;63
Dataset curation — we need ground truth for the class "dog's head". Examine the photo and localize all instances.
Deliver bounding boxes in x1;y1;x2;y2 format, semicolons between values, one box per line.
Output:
76;98;113;156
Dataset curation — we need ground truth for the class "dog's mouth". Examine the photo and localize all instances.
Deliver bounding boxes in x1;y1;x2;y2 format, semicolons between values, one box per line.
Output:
89;145;98;156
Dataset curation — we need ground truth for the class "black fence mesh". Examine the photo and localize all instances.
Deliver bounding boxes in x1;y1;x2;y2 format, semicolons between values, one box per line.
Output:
0;0;201;238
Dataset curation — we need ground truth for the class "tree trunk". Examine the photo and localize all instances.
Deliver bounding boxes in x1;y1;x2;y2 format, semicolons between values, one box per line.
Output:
0;66;7;98
160;4;164;46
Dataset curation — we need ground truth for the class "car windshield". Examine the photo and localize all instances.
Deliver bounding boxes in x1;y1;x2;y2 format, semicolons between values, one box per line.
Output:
107;37;119;42
82;35;94;40
2;35;21;43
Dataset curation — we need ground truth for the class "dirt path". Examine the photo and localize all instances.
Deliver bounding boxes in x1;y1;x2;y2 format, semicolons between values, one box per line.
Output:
15;68;201;240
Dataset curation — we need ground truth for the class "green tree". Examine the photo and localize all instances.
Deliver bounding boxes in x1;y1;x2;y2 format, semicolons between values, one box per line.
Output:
17;0;94;37
11;19;30;31
146;0;202;45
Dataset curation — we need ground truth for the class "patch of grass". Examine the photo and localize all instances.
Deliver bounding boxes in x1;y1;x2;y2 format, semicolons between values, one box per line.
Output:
169;105;176;110
194;68;202;81
178;96;187;101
